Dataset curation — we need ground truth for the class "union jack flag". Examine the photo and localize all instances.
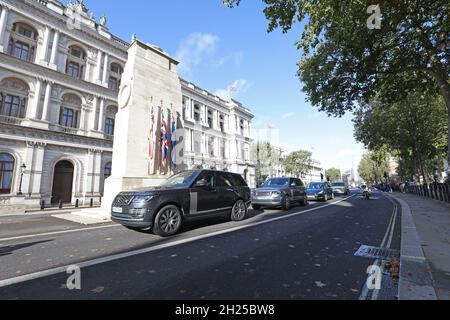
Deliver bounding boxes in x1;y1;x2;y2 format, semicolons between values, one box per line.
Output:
161;109;168;167
171;110;176;169
149;107;156;160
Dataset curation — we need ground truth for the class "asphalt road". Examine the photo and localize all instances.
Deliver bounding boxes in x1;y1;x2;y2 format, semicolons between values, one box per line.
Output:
0;191;400;300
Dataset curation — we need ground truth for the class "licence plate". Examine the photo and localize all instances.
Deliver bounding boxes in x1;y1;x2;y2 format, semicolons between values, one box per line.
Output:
112;206;123;213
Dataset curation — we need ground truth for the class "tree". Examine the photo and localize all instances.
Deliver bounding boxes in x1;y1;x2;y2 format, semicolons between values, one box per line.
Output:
224;0;450;169
283;150;313;178
354;91;447;182
325;168;341;182
251;141;284;185
358;151;390;183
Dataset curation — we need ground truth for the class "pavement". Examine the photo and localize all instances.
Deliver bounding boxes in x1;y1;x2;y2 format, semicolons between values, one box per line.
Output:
387;192;450;300
0;191;403;300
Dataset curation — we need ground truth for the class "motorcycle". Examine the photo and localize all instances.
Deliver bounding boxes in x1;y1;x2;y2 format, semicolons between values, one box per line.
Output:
363;190;370;200
360;184;371;200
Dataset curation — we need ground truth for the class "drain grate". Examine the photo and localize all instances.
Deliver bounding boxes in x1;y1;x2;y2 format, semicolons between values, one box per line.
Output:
354;245;399;261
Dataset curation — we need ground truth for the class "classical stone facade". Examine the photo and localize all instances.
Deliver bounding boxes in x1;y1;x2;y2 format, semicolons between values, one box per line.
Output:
0;0;255;208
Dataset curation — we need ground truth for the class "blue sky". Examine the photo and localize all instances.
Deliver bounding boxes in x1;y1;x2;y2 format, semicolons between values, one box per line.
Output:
82;0;365;172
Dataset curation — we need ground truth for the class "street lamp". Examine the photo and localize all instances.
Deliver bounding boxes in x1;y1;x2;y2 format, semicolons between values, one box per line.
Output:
17;163;26;196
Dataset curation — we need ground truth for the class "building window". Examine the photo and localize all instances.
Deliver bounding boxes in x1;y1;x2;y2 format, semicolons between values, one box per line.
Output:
67;61;81;78
104;162;112;179
110;63;123;74
240;119;244;136
59;107;78;128
0;94;26;118
194;105;200;122
219;115;225;133
193;132;201;154
208;136;215;157
108;77;119;92
0;153;14;194
207;110;213;128
7;23;37;62
0;78;29;119
66;45;86;79
105;118;115;135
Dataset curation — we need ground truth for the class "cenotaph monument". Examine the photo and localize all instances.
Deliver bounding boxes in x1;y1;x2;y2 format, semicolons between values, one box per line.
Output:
80;38;184;220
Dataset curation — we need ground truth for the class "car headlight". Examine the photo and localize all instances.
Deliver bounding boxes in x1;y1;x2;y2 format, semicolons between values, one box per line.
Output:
132;195;156;203
318;191;324;195
271;191;282;197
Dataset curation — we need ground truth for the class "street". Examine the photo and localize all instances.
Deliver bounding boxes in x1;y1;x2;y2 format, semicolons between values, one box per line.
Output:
0;191;401;300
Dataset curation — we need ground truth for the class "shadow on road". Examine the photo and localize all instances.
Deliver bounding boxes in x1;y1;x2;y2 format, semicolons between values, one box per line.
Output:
0;239;54;257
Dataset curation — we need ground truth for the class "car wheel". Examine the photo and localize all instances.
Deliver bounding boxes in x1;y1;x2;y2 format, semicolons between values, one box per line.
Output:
282;195;291;211
231;199;247;221
153;205;182;237
301;194;308;206
251;204;261;210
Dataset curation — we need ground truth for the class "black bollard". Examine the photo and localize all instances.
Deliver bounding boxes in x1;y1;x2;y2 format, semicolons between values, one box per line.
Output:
41;200;45;210
75;199;79;208
90;198;94;207
59;200;63;209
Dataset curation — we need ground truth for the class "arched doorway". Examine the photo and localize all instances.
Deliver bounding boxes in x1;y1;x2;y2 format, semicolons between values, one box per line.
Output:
52;160;74;204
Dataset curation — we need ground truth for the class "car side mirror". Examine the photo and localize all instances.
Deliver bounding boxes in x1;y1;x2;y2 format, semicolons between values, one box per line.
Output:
194;179;208;188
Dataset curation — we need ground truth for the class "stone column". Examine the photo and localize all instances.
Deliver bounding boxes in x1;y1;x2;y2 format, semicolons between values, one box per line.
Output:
30;142;46;196
39;26;51;63
102;53;109;84
28;79;42;119
41;81;52;121
0;5;9;53
49;30;60;68
84;61;92;82
89;96;98;131
92;150;103;194
79;106;87;131
96;50;103;81
97;98;105;132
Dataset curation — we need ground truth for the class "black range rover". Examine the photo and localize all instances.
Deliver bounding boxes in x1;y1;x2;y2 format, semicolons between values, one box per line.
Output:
111;170;251;237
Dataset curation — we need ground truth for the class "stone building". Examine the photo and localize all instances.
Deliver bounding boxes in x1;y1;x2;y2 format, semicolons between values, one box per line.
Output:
0;0;255;208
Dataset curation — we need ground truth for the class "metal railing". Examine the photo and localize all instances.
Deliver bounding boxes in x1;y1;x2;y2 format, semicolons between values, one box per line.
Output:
405;183;450;203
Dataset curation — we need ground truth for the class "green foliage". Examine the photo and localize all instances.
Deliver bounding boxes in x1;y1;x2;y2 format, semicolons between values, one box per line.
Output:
325;168;341;182
358;151;390;183
354;91;447;181
282;150;313;178
224;0;450;164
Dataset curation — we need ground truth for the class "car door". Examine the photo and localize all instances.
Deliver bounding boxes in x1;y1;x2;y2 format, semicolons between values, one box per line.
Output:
215;172;238;212
295;179;306;200
189;171;220;215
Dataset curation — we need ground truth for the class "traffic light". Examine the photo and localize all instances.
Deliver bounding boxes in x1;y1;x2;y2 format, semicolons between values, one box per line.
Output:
321;173;324;181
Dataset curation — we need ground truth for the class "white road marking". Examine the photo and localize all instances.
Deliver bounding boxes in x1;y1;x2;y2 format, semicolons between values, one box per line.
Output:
358;194;398;300
0;224;121;243
0;195;355;288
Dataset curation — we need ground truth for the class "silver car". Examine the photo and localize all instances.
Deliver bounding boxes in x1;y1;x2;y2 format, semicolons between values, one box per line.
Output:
251;177;308;210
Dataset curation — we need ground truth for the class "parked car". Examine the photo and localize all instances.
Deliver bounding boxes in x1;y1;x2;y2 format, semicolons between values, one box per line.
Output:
331;181;350;196
251;177;308;210
306;181;334;201
111;170;251;237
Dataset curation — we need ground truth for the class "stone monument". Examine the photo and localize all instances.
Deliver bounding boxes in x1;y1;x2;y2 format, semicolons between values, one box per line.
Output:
77;38;183;221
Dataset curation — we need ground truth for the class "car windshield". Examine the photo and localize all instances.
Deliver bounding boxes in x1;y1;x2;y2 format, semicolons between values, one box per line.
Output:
309;182;324;189
332;182;345;187
262;178;289;187
160;171;198;188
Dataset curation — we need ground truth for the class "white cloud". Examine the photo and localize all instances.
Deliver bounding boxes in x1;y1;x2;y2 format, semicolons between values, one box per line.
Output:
175;33;219;77
281;112;296;120
216;51;244;66
214;79;250;101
